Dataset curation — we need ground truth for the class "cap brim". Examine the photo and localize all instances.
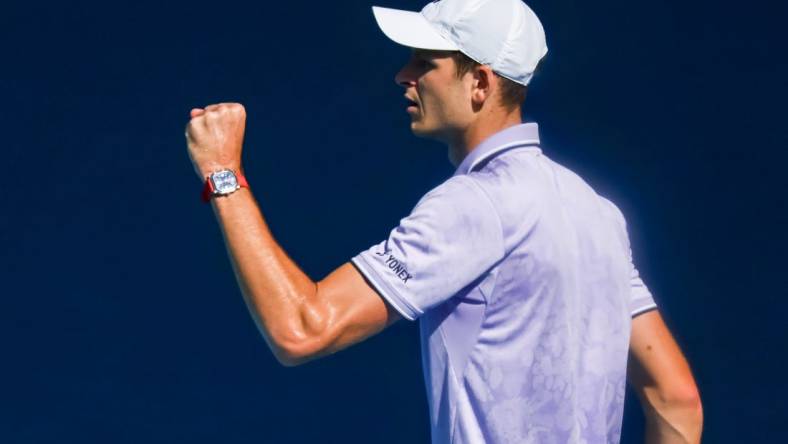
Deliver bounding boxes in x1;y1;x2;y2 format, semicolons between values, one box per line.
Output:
372;6;459;51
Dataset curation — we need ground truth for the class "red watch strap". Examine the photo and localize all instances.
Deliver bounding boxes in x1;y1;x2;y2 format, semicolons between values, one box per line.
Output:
236;173;249;189
201;179;215;203
201;171;249;203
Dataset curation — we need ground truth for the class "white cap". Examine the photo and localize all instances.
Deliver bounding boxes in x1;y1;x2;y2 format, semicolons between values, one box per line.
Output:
372;0;548;86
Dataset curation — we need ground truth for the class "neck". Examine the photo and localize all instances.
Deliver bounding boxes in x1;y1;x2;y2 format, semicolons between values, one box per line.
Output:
447;109;523;167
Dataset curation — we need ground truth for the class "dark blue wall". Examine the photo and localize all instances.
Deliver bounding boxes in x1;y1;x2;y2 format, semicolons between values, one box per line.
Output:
2;1;785;442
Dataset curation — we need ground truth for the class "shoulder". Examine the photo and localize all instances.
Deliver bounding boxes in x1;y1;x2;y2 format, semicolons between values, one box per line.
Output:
412;174;504;219
465;150;547;219
407;175;504;240
597;195;628;230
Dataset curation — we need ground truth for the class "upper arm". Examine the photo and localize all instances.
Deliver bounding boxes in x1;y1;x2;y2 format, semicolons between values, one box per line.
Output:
628;311;704;443
628;310;700;405
282;262;401;365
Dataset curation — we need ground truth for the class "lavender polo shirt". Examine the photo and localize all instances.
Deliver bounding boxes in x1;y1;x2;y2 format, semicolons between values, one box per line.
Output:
352;123;657;444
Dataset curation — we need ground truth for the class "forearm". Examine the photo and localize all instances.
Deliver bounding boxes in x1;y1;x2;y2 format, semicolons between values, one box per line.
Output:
210;187;323;362
186;103;379;365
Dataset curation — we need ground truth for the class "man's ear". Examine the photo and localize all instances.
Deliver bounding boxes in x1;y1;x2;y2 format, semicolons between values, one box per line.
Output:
471;65;495;108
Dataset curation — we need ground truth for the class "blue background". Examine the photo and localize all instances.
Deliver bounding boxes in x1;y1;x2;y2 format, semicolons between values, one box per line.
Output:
2;0;786;442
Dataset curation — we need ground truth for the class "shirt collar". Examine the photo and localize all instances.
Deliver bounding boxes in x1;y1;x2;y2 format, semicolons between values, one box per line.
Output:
453;122;542;176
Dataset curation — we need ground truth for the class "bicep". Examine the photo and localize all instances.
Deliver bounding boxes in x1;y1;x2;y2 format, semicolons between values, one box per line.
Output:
301;262;400;361
628;310;697;397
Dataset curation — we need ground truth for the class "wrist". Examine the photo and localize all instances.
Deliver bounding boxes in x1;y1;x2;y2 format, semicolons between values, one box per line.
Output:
210;186;252;206
201;168;249;203
199;163;243;180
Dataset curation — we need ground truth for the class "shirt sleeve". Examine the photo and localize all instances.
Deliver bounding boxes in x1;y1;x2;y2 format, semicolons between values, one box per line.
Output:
600;197;658;317
627;246;658;317
351;176;505;321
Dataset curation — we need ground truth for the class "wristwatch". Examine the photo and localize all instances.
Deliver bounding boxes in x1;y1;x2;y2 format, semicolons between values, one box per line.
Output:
201;169;249;203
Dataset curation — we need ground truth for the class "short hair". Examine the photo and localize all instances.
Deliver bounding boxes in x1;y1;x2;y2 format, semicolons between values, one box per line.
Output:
450;51;533;111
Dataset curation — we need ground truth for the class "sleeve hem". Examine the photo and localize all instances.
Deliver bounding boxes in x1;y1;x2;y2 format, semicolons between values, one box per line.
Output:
351;255;422;321
631;304;658;318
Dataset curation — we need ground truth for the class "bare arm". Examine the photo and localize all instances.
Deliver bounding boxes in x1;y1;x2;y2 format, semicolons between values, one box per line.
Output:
628;310;703;443
211;188;400;365
186;103;400;366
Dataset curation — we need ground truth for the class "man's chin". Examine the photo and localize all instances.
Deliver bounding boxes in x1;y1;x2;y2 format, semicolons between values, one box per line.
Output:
409;121;435;139
409;122;456;147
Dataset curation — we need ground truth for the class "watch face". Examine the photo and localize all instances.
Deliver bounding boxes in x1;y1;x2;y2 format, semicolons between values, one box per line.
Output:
211;170;239;195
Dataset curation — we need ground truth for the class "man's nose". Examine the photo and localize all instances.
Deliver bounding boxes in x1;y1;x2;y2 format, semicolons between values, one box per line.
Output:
395;63;417;88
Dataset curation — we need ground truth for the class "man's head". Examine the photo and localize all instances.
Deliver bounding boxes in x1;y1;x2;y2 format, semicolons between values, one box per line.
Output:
373;0;547;145
395;48;528;142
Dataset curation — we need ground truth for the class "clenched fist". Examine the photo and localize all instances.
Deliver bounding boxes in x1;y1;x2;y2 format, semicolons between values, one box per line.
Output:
185;102;246;179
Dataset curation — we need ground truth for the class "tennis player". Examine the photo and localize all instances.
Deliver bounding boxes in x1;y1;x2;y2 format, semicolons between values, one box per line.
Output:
185;0;702;442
